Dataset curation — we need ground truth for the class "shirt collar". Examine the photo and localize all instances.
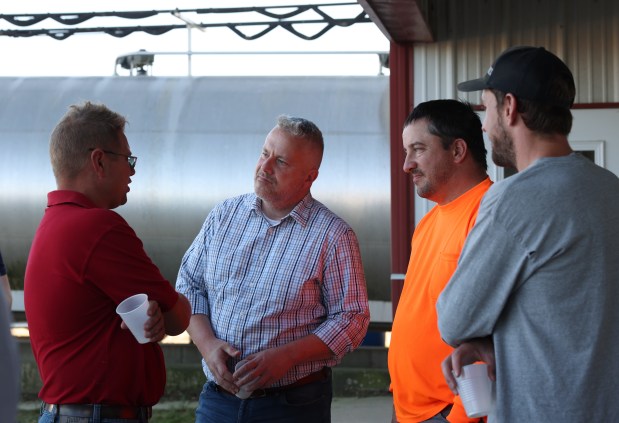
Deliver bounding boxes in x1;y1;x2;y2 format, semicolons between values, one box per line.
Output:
47;190;98;209
251;192;314;228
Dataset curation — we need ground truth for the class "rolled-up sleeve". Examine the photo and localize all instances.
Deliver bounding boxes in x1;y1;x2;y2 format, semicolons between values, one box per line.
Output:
313;228;370;360
176;217;212;317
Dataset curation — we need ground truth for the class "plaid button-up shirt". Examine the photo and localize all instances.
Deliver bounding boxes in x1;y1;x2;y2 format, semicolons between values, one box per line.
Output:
176;192;369;386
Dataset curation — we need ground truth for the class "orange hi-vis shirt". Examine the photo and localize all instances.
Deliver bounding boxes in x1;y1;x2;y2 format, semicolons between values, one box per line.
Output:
388;178;492;423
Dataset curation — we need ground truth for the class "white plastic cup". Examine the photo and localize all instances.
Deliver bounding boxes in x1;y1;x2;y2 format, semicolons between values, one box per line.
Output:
455;363;495;418
116;293;150;344
234;359;255;399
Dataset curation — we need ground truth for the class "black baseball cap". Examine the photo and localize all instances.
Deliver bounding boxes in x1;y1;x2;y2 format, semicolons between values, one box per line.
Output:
457;46;575;108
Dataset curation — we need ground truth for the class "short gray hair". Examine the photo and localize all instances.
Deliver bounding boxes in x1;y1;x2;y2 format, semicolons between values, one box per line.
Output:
276;115;324;165
50;101;127;181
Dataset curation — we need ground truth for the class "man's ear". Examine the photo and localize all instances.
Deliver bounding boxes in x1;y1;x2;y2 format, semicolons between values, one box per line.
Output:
89;149;106;178
306;168;319;184
452;138;468;164
503;93;519;126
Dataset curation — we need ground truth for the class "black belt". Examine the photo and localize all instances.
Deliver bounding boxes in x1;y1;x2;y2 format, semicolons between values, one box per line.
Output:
43;402;152;420
216;367;331;399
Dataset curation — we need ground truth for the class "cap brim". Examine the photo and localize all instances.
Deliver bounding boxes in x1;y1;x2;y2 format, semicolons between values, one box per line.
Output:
457;76;490;92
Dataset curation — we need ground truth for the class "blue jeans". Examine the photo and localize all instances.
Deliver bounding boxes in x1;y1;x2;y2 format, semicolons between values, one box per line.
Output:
38;404;146;423
195;377;333;423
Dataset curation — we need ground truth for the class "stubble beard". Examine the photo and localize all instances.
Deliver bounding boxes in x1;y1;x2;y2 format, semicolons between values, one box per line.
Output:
415;180;433;199
254;173;276;202
491;118;517;169
413;166;450;201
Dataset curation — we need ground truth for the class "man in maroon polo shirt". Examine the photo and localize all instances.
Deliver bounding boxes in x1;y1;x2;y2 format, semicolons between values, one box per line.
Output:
24;102;191;423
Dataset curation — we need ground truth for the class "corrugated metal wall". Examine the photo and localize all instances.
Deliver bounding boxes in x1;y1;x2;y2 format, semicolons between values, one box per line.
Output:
409;0;619;223
414;0;619;105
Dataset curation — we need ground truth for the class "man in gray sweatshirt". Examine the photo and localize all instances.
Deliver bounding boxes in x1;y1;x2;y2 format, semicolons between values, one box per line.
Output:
437;46;619;422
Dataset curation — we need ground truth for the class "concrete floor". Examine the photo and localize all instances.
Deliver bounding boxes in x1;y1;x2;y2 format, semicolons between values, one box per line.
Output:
149;396;395;422
332;395;392;423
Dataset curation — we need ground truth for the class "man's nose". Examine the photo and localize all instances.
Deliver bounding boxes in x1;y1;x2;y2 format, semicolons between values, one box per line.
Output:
403;155;416;174
260;156;275;173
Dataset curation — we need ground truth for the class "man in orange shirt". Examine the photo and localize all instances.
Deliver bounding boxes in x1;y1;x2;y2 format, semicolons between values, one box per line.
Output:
388;100;492;422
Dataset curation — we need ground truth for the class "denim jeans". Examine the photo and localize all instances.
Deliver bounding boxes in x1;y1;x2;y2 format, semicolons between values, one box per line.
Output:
195;377;333;423
38;404;147;423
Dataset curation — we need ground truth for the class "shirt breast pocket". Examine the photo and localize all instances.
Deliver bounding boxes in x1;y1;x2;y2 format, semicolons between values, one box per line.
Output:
428;251;460;304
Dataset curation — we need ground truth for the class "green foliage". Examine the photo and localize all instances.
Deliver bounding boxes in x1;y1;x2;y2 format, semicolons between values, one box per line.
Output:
7;260;26;290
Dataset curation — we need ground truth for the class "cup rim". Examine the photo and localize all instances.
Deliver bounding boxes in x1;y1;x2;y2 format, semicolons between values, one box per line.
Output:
116;293;148;314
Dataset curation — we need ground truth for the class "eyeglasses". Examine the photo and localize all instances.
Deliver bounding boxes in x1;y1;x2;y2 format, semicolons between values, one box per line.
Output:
88;148;138;169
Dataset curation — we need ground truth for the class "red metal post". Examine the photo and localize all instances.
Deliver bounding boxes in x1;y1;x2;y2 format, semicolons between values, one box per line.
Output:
389;42;416;317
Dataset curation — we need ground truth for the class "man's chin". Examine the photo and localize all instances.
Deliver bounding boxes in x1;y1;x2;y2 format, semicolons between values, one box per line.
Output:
254;184;266;198
255;179;273;192
492;155;515;169
115;196;128;208
416;186;432;200
255;186;276;202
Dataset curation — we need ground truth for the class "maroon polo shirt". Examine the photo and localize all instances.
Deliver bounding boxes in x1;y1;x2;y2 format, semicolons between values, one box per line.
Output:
24;190;179;406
